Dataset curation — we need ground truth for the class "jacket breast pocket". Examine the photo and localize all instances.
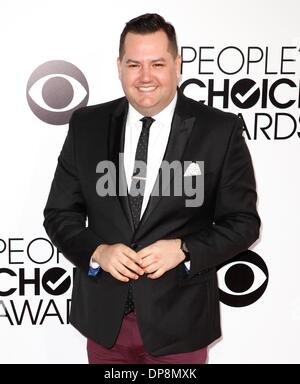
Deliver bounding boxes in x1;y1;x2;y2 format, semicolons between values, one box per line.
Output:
181;170;215;208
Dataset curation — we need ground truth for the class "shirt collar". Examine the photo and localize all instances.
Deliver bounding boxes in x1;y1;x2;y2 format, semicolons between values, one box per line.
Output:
127;92;178;127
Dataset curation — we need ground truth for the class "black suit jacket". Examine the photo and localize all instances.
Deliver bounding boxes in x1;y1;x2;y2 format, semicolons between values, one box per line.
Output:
44;90;260;356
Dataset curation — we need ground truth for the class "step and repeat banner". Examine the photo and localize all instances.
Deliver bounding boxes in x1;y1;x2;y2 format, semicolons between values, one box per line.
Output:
0;0;299;363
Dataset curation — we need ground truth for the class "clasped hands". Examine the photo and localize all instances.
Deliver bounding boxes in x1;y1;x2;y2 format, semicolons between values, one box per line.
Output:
91;239;186;282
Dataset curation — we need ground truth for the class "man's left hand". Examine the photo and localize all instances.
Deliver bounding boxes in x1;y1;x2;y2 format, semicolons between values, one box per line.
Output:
137;239;186;279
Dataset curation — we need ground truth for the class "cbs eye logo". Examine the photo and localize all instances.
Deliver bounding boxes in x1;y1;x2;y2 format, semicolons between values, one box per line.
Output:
217;250;268;307
26;60;89;125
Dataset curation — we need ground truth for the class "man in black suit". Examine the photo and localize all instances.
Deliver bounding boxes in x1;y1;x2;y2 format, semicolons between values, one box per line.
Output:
44;13;260;364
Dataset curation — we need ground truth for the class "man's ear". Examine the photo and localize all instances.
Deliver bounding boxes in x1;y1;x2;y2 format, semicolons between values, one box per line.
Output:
176;55;182;80
117;58;122;80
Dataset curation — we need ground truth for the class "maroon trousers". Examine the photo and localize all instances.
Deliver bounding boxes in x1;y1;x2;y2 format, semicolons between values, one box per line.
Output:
87;311;207;364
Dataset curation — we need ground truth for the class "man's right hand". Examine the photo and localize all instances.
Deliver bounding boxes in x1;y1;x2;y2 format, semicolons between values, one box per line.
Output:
91;243;144;282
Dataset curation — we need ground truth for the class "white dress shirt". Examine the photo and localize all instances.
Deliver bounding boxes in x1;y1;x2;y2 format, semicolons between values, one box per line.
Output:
124;93;177;216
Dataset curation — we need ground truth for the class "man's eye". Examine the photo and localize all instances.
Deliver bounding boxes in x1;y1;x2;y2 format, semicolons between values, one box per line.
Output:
128;64;139;68
153;63;164;67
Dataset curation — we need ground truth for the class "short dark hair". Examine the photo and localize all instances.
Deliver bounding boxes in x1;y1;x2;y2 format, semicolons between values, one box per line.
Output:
119;13;178;59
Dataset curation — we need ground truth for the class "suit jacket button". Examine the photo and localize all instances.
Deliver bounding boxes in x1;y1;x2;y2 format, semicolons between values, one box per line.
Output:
130;242;138;250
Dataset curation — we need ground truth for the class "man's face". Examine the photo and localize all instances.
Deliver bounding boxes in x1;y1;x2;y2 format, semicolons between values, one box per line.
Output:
117;30;181;116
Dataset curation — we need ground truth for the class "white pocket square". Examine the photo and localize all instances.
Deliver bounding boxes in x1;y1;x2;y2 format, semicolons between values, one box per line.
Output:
184;162;202;176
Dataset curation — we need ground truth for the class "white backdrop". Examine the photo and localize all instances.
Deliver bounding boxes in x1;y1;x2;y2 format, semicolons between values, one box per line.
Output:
0;0;299;363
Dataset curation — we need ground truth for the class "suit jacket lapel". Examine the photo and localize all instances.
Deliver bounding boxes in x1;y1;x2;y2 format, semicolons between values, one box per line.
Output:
108;98;135;233
136;92;196;232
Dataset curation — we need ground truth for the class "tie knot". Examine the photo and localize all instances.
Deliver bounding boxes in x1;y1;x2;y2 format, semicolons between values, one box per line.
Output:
140;116;155;130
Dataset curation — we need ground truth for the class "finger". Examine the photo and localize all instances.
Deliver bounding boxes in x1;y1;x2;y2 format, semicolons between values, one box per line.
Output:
139;255;153;268
147;268;164;279
123;246;142;263
144;263;160;274
123;246;138;259
110;269;129;282
123;258;144;275
137;246;152;260
118;264;140;280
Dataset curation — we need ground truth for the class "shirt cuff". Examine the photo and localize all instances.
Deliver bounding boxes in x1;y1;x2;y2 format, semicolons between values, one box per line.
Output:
90;260;100;269
88;257;101;276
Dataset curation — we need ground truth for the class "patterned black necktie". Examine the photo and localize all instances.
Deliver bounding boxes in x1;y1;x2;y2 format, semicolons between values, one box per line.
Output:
124;116;155;315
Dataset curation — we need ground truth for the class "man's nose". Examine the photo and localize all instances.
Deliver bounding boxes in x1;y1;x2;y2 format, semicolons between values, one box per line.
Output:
140;66;151;82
